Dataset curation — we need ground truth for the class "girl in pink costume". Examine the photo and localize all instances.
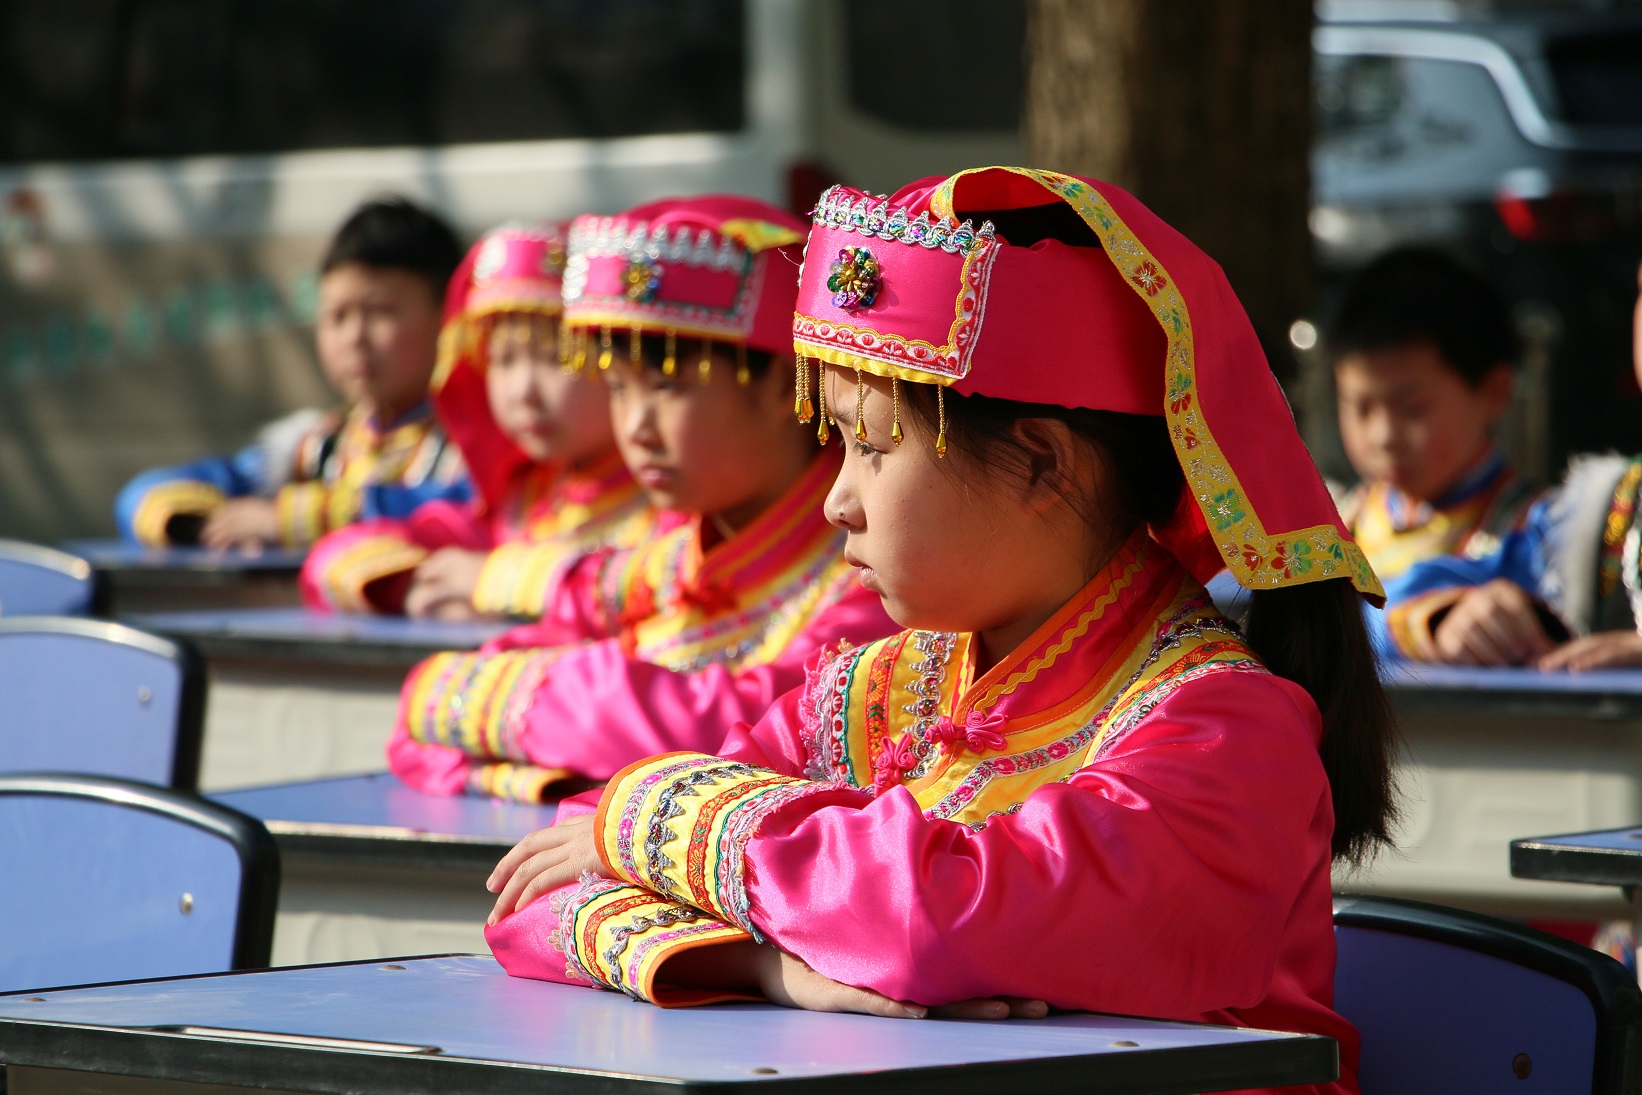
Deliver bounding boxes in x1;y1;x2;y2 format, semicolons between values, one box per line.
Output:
301;223;652;619
482;169;1398;1095
388;197;898;802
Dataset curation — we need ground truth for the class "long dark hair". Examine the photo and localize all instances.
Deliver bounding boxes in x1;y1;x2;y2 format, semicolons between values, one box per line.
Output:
897;386;1398;866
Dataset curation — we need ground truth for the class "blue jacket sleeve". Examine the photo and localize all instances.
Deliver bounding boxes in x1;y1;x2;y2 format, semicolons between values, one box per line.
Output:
114;445;266;543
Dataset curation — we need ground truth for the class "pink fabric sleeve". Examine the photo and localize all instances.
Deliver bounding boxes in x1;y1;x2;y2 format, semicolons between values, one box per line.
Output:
484;789;605;987
738;674;1339;1019
403;498;499;552
511;588;895;781
475;549;618;651
299;518;416;611
300;501;499;613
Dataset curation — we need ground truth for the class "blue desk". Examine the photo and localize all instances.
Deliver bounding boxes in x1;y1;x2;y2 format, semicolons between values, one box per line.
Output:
1341;663;1642;923
123;610;509;791
1511;827;1642;890
127;607;509;669
211;775;559;966
0;955;1337;1095
1382;661;1642;720
64;539;308;613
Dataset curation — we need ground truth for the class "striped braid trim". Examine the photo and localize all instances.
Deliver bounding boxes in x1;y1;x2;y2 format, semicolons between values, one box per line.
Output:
595;752;858;935
551;873;752;1004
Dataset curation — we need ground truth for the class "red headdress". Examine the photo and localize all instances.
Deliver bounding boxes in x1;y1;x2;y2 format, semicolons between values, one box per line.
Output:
432;221;569;510
560;195;805;381
791;167;1381;604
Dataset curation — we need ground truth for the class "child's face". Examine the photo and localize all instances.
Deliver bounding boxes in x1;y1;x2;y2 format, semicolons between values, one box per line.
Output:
603;346;806;524
316;262;443;420
485;319;613;465
822;366;1097;635
1335;341;1513;503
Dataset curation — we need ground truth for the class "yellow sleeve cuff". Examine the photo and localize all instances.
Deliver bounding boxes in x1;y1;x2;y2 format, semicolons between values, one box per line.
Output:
131;481;226;546
550;874;753;1005
594;752;842;936
314;534;427;613
1386;587;1467;660
402;649;561;760
472;541;579;618
275;482;361;546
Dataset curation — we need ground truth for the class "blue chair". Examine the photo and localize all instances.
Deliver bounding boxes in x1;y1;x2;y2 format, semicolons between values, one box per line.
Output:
1334;894;1642;1094
0;540;98;617
0;774;278;993
0;617;206;789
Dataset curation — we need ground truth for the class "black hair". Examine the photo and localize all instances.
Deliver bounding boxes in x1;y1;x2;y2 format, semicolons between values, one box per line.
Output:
1328;246;1516;385
897;387;1398;866
321;196;464;301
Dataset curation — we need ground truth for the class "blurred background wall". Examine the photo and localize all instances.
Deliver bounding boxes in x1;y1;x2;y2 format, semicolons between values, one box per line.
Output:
1;0;1639;542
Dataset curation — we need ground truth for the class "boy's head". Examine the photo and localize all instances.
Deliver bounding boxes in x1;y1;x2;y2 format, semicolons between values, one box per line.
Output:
317;197;464;420
1330;246;1517;502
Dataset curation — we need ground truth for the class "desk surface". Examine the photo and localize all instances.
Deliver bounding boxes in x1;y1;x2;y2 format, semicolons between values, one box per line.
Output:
64;540;307;577
0;955;1336;1095
211;773;558;870
1511;826;1642;888
1381;661;1642;719
126;608;509;667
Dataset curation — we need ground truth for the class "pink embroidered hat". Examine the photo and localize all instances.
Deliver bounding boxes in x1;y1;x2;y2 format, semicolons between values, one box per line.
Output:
432;221;569;509
561;195;806;378
792;166;1382;604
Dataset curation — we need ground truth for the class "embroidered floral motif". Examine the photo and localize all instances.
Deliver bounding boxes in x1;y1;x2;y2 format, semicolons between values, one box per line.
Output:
1208;490;1247;532
623;256;662;303
828;247;882;310
1129;260;1168;296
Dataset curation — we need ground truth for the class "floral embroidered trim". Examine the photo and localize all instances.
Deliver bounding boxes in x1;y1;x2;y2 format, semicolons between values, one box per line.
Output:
549;872;632;986
602;905;709;998
601;754;858;934
702;779;841;937
812;187;995;256
898;631;957;783
1599;457;1642;601
561;217;765;343
802;643;863;783
621;921;733;998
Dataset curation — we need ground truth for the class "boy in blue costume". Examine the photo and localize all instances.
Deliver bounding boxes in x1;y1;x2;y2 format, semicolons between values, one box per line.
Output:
1381;258;1642;669
116;197;471;549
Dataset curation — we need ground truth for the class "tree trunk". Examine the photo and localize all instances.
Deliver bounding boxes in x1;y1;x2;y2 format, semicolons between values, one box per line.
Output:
1024;0;1313;376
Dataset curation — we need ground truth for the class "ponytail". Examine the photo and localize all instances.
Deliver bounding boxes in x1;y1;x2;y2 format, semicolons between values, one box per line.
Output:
1245;580;1399;866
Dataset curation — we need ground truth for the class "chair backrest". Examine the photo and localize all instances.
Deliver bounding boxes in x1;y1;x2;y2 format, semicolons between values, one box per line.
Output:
0;540;98;617
1335;894;1642;1094
0;774;278;993
0;617;206;789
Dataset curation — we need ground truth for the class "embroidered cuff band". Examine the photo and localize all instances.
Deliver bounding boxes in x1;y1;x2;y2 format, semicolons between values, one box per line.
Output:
549;874;754;1005
594;752;847;937
132;480;227;546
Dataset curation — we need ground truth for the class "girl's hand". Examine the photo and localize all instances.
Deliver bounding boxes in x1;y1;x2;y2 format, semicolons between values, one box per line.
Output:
1432;579;1552;666
673;941;1048;1021
1539;631;1642;672
405;548;489;620
200;498;280;551
486;815;604;925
